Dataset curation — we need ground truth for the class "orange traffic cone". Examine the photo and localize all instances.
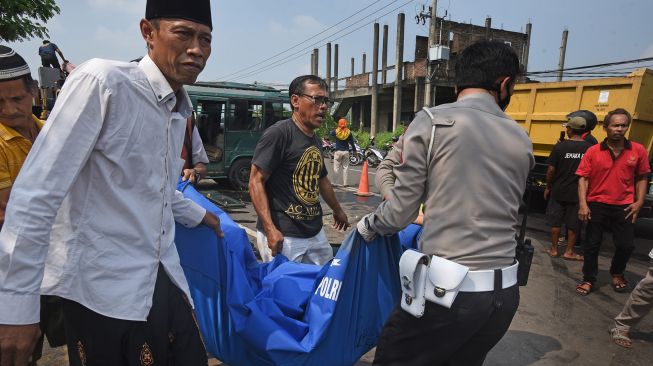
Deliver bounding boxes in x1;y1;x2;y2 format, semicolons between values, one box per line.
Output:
354;161;374;197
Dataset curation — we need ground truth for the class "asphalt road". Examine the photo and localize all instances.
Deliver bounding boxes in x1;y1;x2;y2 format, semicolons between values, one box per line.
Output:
39;158;653;365
218;157;653;365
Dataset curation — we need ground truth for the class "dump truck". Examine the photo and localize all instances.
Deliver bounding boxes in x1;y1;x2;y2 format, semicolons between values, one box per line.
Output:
505;68;653;213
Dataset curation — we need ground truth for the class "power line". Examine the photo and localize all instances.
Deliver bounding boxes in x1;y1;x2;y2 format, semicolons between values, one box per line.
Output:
228;0;415;82
532;74;630;78
224;0;406;82
216;0;386;80
526;57;653;75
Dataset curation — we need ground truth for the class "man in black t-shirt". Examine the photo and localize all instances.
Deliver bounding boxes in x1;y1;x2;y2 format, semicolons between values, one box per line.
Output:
249;75;349;265
567;110;599;145
545;115;592;260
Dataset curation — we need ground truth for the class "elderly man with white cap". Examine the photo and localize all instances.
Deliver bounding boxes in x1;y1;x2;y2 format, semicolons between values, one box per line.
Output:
0;1;220;365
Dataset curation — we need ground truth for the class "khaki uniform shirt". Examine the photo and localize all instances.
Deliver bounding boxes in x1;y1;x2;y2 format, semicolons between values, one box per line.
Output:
368;93;534;270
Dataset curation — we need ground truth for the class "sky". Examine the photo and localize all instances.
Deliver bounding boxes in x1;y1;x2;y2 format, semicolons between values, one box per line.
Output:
6;0;653;88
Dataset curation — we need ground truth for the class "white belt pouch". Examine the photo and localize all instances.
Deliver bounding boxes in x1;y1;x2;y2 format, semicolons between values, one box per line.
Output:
424;255;470;309
398;250;430;317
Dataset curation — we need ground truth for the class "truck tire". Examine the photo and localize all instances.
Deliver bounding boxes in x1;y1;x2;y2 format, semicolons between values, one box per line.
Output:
228;158;252;191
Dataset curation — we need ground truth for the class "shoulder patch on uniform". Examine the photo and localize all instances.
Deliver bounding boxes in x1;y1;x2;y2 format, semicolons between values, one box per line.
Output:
432;116;455;126
421;107;455;127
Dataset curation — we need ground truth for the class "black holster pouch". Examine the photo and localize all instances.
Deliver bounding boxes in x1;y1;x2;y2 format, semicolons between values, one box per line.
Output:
515;238;534;286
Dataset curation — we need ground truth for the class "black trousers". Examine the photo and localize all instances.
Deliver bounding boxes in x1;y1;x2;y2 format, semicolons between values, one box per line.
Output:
40;55;60;69
62;266;207;366
373;285;519;366
30;296;66;365
582;202;635;283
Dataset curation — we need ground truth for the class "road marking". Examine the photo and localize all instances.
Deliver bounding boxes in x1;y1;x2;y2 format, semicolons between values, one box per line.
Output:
338;186;381;197
348;168;376;175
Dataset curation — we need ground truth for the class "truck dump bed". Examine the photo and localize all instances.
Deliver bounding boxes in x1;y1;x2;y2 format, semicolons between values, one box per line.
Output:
506;68;653;158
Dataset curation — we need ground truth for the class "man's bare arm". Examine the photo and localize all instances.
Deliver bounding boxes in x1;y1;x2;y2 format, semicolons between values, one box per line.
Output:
248;164;284;255
578;176;591;223
544;165;555;200
319;177;349;231
625;175;648;222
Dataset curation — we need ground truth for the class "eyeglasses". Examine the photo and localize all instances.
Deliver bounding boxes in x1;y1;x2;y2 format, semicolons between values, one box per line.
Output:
298;94;334;107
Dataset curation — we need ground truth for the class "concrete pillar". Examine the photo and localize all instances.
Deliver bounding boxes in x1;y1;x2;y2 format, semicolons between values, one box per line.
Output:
414;77;425;112
371;22;379;136
393;13;405;132
382;24;389;85
359;101;366;132
334;44;339;91
557;29;568;82
425;0;437;107
314;48;319;76
523;22;532;73
362;53;366;74
485;17;492;40
311;53;315;75
326;43;331;91
351;57;355;77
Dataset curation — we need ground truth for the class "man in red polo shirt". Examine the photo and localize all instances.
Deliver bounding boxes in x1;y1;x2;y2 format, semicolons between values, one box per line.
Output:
576;108;650;295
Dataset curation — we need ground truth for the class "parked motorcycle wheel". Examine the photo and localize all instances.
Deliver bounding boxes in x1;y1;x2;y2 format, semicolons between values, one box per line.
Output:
349;153;361;166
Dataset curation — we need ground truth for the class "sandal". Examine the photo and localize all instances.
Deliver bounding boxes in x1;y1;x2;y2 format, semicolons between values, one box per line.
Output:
562;253;584;261
610;327;632;348
612;275;629;293
546;248;559;258
576;281;592;295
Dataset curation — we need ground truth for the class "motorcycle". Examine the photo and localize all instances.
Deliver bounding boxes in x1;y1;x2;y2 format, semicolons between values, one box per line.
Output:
365;137;386;168
321;137;335;159
349;141;365;166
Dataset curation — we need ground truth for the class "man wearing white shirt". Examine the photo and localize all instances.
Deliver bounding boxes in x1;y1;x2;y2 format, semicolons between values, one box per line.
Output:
0;1;220;365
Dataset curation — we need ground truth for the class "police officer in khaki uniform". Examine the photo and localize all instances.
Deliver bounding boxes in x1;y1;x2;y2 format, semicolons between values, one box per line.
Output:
357;41;534;365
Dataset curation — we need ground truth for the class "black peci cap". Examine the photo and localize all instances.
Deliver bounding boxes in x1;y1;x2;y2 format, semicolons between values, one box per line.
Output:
145;0;212;30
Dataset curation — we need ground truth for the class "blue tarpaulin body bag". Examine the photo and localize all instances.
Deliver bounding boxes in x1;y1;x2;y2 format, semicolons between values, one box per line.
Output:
175;182;402;366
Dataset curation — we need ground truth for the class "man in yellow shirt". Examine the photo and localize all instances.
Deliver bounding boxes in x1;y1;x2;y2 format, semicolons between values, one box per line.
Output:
0;45;63;366
0;46;44;227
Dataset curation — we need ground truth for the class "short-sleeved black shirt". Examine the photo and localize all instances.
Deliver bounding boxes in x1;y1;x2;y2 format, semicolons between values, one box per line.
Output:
547;139;592;202
252;119;327;237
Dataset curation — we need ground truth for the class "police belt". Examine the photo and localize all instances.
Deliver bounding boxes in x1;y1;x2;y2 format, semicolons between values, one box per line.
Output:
459;262;518;292
399;250;518;318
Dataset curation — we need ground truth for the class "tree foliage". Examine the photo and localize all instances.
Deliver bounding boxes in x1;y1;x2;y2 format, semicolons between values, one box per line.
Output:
0;0;60;42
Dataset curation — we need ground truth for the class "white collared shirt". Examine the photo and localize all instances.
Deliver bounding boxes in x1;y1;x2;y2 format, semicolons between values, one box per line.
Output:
0;55;206;324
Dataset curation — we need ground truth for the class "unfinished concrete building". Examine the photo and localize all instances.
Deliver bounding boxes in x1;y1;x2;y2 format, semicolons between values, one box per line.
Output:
330;16;532;134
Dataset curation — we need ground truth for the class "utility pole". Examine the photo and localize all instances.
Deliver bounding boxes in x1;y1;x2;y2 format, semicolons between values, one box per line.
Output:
424;0;437;107
371;22;379;137
485;16;492;40
334;44;339;91
326;42;332;92
557;29;568;82
382;24;389;85
351;57;355;77
314;48;319;76
362;53;366;74
393;13;405;132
